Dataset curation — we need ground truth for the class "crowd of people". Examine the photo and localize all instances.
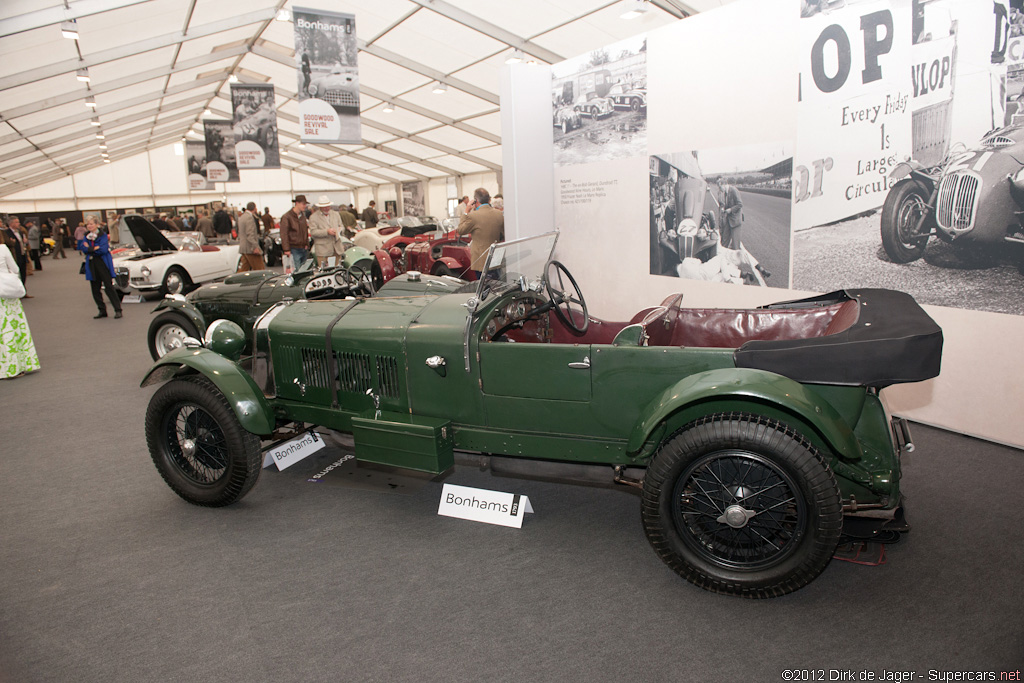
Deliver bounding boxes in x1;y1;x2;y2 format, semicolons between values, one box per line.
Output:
0;186;506;380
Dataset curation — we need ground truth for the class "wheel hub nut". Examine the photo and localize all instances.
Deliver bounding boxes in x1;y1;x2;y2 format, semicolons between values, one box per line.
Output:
718;504;755;529
182;438;196;457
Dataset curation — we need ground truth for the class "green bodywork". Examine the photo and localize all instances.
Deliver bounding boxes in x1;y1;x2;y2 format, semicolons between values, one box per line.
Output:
142;283;907;507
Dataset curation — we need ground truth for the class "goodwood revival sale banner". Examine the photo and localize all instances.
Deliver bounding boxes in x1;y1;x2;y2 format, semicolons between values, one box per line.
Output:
184;140;213;191
203;119;240;183
293;6;361;144
230;83;280;169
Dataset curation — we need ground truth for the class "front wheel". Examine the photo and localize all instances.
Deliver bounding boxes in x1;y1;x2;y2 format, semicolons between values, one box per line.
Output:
630;98;641;112
641;413;842;598
145;376;263;507
264;246;278;267
160;266;190;296
880;179;932;263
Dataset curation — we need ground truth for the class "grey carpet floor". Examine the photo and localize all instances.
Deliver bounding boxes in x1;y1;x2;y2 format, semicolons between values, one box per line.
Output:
1;256;1022;682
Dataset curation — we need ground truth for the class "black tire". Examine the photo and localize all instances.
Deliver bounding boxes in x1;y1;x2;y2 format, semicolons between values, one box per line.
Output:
148;311;200;360
561;119;569;134
432;263;460;278
145;375;262;507
160;266;191;296
630;98;641;112
641;413;842;598
264;246;277;268
880;179;932;263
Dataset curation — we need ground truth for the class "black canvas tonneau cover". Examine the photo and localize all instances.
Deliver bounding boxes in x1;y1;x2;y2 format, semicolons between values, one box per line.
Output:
733;289;943;388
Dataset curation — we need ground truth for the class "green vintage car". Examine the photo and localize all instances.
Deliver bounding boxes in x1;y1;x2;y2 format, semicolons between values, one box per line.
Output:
140;232;942;597
146;250;467;359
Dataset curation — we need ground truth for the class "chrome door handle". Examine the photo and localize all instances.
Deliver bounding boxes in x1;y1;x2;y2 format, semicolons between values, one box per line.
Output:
568;356;590;369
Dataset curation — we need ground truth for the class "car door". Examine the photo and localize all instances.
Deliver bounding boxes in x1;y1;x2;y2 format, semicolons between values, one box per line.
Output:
477;342;596;436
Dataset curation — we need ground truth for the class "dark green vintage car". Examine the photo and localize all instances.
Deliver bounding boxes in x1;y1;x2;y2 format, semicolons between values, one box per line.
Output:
141;232;942;597
146;250;467;359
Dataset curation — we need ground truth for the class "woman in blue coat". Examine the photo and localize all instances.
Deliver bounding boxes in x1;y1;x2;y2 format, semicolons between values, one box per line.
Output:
77;216;123;319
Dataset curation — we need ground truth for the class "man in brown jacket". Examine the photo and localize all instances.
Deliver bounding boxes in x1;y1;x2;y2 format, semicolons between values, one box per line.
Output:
360;201;378;228
280;194;309;271
456;188;504;275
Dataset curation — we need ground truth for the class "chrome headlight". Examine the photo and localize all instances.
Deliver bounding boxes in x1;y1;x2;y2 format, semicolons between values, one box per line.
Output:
141;265;151;277
203;319;246;361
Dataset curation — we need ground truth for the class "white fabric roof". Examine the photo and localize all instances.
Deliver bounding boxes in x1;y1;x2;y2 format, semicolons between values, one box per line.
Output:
0;0;733;197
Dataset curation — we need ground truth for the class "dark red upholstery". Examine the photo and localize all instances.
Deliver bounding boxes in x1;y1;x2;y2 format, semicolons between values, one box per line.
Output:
668;302;854;348
824;299;860;336
200;244;220;252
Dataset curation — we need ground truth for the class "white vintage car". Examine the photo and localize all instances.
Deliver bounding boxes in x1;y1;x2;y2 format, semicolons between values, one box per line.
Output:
113;215;240;295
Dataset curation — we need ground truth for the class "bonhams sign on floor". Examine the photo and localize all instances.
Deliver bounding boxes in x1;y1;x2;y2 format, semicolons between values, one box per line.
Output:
438;484;534;529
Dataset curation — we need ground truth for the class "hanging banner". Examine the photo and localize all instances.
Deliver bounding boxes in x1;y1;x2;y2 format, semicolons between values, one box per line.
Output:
293;6;361;144
230;83;280;169
402;181;424;216
203;119;239;183
185;140;213;191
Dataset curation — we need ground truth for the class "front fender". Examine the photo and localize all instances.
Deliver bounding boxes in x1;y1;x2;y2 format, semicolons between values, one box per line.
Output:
626;367;861;460
140;347;275;436
374;249;395;282
434;256;464;273
153;298;207;335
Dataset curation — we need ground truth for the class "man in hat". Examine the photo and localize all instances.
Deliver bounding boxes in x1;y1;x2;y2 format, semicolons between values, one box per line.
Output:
236;202;265;272
308;196;347;268
361;200;379;228
280;194;310;272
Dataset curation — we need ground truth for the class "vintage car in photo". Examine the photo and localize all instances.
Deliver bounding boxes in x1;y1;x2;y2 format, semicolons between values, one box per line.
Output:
308;67;360;109
553;103;582;134
880;124;1024;265
606;82;647;112
113;216;240;296
573;92;614;118
141;232;942;598
235;100;277;149
147;249;466;360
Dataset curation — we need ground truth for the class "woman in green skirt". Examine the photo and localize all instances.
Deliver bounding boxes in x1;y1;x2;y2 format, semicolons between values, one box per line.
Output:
0;235;40;379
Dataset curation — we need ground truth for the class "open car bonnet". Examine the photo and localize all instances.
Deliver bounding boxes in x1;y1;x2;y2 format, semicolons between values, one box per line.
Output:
121;215;177;253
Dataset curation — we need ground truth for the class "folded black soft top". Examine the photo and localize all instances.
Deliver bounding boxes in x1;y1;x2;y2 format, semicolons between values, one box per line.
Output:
733;289;943;388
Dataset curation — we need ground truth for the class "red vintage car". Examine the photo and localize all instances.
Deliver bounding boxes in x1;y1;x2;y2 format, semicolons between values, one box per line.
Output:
398;228;477;280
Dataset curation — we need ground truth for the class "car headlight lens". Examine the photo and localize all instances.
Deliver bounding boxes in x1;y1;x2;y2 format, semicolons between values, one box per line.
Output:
141;266;151;277
204;319;246;361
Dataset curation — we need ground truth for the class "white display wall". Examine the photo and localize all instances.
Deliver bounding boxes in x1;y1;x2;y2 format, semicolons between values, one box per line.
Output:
504;0;1024;448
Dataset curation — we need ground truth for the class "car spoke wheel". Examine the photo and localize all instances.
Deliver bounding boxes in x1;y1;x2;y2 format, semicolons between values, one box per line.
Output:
880;179;932;263
148;311;200;360
145;376;262;507
642;413;842;598
631;98;641;112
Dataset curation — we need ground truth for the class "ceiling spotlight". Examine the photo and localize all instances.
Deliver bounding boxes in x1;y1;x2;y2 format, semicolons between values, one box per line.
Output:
95;133;105;139
505;49;525;65
281;149;288;156
620;0;649;19
99;143;107;149
76;68;90;82
228;74;239;83
101;153;109;158
382;103;394;113
187;129;198;137
275;8;291;21
90;117;100;126
103;159;111;164
431;82;447;94
298;142;305;148
203;108;212;116
61;20;79;40
85;96;96;108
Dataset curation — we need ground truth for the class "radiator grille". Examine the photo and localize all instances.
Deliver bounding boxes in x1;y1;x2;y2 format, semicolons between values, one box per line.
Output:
936;171;980;232
301;347;331;388
376;355;400;398
323;89;359;108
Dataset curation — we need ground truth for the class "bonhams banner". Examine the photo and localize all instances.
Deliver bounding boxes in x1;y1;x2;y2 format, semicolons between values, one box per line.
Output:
293;6;361;144
230;83;280;169
185;140;213;191
203;119;240;182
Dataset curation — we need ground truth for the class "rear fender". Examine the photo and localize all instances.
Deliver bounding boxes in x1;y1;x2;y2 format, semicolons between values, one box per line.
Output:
153;298;207;335
140;347;275;435
627;367;862;461
374;249;395;282
434;256;464;274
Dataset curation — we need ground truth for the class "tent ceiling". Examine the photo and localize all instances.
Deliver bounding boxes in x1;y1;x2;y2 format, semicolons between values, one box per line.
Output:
0;0;729;198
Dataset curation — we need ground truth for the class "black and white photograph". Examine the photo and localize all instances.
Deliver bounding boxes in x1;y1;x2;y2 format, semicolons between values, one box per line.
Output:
230;83;280;169
293;6;360;144
552;34;647;166
649;142;792;288
184;140;212;190
202;119;239;183
402;181;424;217
792;0;1024;314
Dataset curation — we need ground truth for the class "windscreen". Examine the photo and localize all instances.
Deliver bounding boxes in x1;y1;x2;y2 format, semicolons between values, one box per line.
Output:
476;232;558;301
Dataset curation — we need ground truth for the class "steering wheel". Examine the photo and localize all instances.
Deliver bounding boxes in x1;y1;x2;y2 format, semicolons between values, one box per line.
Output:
545;260;588;335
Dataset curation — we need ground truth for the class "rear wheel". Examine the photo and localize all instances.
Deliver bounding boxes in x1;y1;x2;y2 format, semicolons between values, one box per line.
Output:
148;311;200;360
641;413;842;598
433;263;460;278
145;375;262;507
264;245;277;267
630;97;642;112
880;179;932;263
561;119;569;134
